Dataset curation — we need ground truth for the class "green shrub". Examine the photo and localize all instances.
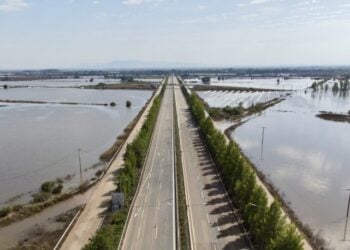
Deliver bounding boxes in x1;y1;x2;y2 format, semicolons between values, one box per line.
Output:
32;192;51;203
52;184;64;194
0;207;10;218
41;181;56;192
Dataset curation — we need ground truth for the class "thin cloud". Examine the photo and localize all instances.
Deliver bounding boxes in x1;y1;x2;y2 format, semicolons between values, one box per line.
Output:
250;0;271;5
123;0;145;5
122;0;164;6
0;0;28;12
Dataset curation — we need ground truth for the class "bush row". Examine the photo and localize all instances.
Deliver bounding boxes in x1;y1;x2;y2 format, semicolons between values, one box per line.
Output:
182;85;303;250
83;82;166;250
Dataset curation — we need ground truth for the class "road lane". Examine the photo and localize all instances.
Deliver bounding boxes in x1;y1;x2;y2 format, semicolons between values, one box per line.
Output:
121;77;176;250
174;81;251;250
59;80;164;250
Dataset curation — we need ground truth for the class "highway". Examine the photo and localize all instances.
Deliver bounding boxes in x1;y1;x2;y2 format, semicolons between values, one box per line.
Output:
174;81;251;250
121;77;176;250
59;79;164;250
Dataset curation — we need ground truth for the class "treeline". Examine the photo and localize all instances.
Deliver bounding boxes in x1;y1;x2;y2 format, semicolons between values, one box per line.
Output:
84;82;166;250
182;85;304;250
116;84;164;201
311;78;350;92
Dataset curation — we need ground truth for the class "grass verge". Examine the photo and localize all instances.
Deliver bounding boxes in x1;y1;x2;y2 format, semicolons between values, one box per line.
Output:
173;89;191;250
83;79;167;249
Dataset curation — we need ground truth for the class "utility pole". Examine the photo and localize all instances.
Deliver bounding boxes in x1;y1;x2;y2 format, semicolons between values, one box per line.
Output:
78;148;82;186
344;189;350;241
261;126;266;161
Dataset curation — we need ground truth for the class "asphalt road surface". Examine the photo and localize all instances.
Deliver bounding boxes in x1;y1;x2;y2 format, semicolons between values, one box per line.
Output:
59;80;164;250
121;78;176;250
174;83;251;250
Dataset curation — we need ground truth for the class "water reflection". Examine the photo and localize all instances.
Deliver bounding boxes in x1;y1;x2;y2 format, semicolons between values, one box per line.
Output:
232;91;350;249
0;89;152;205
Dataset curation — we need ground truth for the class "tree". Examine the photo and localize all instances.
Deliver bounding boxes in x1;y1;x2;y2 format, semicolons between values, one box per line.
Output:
268;224;303;250
126;100;132;108
332;82;339;92
245;186;268;245
263;201;286;248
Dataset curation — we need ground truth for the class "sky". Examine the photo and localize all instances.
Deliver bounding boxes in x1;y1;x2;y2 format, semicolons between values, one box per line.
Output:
0;0;350;69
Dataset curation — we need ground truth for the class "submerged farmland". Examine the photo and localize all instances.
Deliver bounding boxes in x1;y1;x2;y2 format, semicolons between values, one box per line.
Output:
196;77;350;249
0;86;153;206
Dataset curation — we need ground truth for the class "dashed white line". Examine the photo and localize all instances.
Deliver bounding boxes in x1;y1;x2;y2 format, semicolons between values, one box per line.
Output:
207;213;211;224
155;225;158;239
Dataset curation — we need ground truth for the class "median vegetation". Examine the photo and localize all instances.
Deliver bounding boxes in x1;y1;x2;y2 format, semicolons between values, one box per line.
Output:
83;82;166;249
174;92;191;250
182;85;304;250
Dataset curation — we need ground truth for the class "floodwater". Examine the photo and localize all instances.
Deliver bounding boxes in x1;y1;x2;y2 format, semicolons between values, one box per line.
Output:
0;76;163;88
197;90;290;108
186;77;314;90
0;88;152;205
0;188;94;249
0;77;121;87
231;90;350;249
0;87;151;105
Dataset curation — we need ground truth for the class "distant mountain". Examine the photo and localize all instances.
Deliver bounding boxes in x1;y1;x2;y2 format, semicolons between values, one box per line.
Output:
81;60;201;70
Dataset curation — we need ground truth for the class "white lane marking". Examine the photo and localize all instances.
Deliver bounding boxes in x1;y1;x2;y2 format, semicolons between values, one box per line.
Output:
159;182;162;190
137;225;142;239
207;213;211;224
134;207;140;217
155;225;158;239
201;191;205;199
216;218;221;231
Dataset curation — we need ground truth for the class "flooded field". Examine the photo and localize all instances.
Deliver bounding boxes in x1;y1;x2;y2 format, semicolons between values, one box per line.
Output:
231;90;350;249
0;77;163;88
0;87;151;104
0;78;120;87
186;77;314;90
0;88;152;206
197;90;290;108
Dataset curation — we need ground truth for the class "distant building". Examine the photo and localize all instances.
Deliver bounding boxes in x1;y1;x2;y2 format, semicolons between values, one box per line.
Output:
201;77;211;84
111;192;124;212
